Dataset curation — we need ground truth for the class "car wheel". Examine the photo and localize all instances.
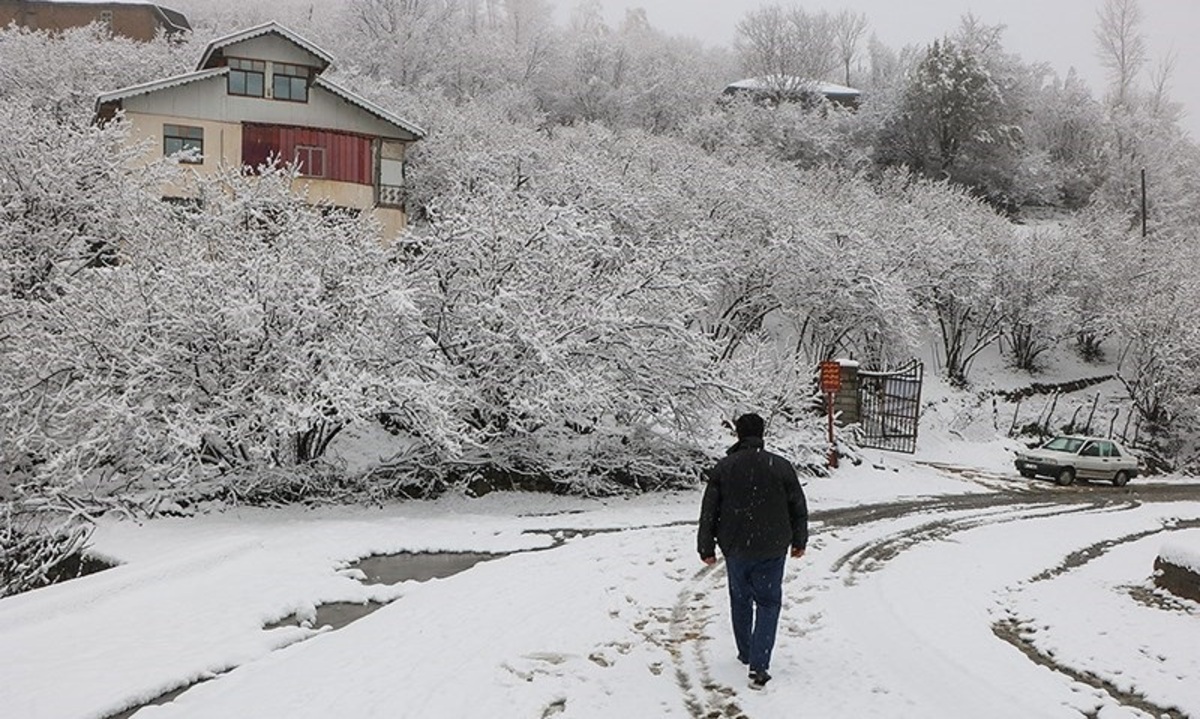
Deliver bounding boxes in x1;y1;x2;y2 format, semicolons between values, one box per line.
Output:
1113;470;1130;487
1056;467;1076;486
1019;470;1035;479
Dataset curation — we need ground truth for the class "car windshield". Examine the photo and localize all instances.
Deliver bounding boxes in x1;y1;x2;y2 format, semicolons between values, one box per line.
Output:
1043;437;1085;453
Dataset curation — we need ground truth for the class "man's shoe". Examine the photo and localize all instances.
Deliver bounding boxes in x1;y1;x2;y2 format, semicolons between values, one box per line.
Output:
737;655;749;666
749;670;771;690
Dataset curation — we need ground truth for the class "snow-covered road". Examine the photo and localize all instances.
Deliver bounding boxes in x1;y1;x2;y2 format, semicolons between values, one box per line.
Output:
2;453;1199;719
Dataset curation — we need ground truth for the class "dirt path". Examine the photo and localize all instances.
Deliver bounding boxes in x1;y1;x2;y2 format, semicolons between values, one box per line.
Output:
666;476;1200;719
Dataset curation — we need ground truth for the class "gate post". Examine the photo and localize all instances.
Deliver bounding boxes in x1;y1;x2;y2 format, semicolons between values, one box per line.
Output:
819;361;843;468
833;360;860;425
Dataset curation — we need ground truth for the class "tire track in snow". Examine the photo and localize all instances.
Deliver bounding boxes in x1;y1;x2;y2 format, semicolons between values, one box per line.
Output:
829;499;1139;583
817;490;1197;718
665;482;1193;719
661;495;1052;718
660;494;1053;718
665;563;748;719
991;619;1190;719
994;518;1200;719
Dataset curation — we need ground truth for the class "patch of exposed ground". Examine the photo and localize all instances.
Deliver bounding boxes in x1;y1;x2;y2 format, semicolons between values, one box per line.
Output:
1154;556;1200;603
994;375;1116;402
1125;585;1198;613
992;619;1188;719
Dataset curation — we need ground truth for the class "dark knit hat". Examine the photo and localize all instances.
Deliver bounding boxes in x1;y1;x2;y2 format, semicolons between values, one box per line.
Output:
734;413;765;439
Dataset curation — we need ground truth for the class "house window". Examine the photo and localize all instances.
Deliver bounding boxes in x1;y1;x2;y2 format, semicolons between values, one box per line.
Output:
163;124;204;163
272;63;310;102
228;58;265;97
294;146;325;177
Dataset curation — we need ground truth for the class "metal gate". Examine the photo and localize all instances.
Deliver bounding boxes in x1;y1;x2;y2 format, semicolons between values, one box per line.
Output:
858;360;923;453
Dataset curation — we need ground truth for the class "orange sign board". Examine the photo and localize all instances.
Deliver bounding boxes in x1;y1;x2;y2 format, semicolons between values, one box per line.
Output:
819;361;841;393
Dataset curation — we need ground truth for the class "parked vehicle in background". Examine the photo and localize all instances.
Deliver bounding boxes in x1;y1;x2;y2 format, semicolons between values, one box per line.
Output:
1014;435;1140;487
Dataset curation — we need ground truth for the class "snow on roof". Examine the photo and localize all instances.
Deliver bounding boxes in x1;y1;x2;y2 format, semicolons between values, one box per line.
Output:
95;67;227;109
19;0;190;31
196;22;334;72
315;77;427;140
726;76;861;96
26;0;174;5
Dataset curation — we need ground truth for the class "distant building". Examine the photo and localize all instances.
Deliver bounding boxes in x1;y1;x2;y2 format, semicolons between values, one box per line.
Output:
0;0;190;41
94;22;425;238
723;76;861;110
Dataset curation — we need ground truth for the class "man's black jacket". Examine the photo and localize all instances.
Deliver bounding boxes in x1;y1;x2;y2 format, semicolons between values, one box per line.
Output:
697;436;808;561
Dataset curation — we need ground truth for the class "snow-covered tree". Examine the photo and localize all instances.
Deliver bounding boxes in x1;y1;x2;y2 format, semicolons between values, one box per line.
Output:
2;120;446;500
334;0;461;85
890;174;1014;385
734;5;838;91
1113;249;1200;442
0;24;194;118
994;227;1081;371
683;96;871;170
0;103;166;300
1094;0;1147;110
832;10;869;87
879;37;1016;192
1022;69;1107;207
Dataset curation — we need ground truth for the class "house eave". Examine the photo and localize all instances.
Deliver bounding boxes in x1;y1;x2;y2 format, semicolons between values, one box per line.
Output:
94;67;228;118
315;77;427;141
196;21;335;73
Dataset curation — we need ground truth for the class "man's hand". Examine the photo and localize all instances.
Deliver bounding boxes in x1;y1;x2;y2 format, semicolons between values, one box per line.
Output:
701;555;717;566
790;546;806;559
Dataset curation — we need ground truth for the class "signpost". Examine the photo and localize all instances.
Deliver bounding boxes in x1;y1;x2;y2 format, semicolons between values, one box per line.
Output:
819;360;841;468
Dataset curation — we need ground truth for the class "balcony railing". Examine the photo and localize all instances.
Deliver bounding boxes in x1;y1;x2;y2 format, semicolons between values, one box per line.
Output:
377;184;406;208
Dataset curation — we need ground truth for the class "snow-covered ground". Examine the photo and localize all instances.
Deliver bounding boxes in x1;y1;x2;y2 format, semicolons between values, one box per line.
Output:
3;354;1200;719
2;443;1198;719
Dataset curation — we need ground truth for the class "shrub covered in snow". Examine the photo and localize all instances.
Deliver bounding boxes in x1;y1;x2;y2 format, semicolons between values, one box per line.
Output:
0;502;94;598
4;15;1200;518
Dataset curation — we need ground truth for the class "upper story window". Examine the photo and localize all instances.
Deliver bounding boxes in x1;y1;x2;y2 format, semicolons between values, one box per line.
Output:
163;124;204;164
294;145;325;177
272;63;310;103
228;58;265;97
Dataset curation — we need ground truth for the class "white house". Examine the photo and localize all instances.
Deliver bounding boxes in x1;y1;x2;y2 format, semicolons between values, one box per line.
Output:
95;22;425;237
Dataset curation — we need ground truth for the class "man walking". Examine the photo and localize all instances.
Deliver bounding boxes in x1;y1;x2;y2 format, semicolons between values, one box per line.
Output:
697;413;808;690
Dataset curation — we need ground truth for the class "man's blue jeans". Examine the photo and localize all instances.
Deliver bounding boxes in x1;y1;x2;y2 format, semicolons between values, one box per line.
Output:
724;554;786;673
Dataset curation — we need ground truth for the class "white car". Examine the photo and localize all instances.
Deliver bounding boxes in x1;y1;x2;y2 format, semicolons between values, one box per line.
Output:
1014;435;1140;487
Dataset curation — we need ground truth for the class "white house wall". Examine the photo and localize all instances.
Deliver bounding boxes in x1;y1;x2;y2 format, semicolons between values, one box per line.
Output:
121;109;371;204
120;77;410;140
217;34;325;68
120;109;407;238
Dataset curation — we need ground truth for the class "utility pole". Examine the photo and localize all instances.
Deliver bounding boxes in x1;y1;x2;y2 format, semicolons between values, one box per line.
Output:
1141;168;1148;238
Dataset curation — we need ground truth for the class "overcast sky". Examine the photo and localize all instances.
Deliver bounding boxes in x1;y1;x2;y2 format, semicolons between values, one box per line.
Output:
553;0;1200;139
